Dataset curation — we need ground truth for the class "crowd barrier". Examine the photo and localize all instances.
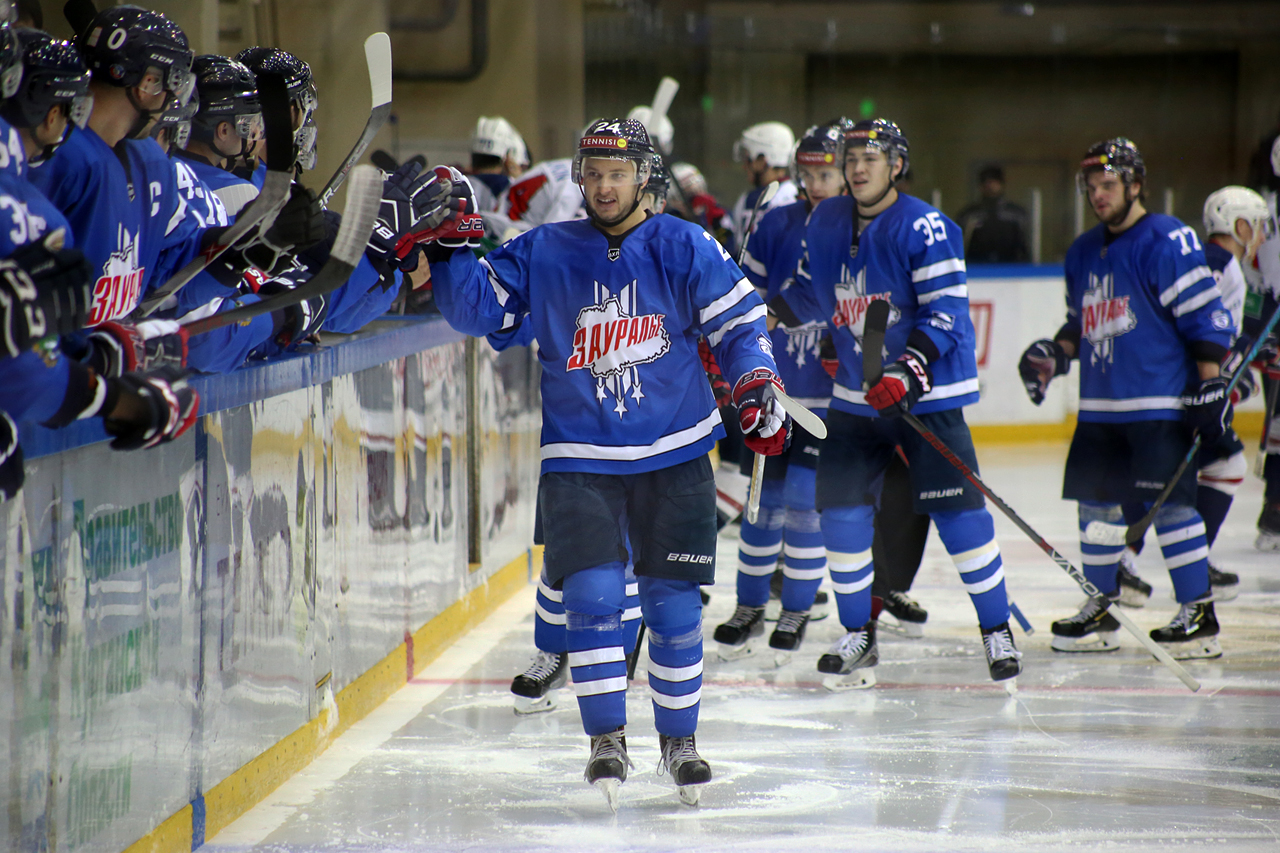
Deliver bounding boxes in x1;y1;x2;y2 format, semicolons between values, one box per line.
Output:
1;316;542;853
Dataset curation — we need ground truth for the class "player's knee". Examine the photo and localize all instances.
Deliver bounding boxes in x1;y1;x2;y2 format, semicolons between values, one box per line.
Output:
1078;501;1123;526
783;466;818;511
1198;451;1246;495
562;562;627;616
759;477;786;509
820;504;874;535
784;506;821;534
1153;502;1199;531
753;504;786;531
637;576;702;634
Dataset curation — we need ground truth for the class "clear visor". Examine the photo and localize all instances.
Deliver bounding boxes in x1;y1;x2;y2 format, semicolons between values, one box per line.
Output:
732;139;755;163
1257;214;1277;243
173;121;192;152
295;118;318;170
0;1;14;25
796;161;844;196
1075;167;1126;195
0;61;19;101
234;112;264;142
572;153;651;187
137;61;193;101
296;82;318;118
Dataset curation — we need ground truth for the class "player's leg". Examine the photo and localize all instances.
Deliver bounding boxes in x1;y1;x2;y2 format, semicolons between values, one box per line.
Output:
1114;501;1153;607
512;501;568;714
770;425;826;652
1258;376;1280;551
1196;429;1246;600
870;449;931;637
713;472;783;655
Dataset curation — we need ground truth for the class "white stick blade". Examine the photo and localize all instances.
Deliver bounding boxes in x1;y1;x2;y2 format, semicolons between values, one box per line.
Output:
365;33;393;108
1083;520;1128;546
774;388;827;439
649;77;679;125
760;179;780;207
332;165;383;266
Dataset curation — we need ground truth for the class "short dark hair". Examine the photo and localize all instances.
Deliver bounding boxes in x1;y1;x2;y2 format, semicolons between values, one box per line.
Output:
978;164;1004;184
16;0;43;29
471;152;503;171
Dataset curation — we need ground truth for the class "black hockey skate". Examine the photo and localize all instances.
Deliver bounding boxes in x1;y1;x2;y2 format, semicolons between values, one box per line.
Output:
981;621;1023;689
1150;597;1221;660
768;609;810;666
714;604;765;660
585;727;633;811
879;590;927;638
658;734;712;805
1116;549;1152;608
1256;502;1280;552
510;651;566;714
1050;595;1121;653
817;622;878;690
1207;563;1239;602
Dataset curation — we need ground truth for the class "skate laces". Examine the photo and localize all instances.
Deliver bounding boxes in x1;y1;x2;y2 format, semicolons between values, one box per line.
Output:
1168;600;1206;631
776;610;807;634
587;730;633;774
983;626;1020;662
1067;596;1110;623
522;650;562;681
724;604;762;628
657;736;700;777
886;591;918;610
828;628;868;659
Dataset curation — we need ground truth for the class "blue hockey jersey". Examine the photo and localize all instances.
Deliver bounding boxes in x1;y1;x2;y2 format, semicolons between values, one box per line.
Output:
431;213;775;474
741;200;832;411
0;116;25;179
1062;214;1232;423
784;193;978;417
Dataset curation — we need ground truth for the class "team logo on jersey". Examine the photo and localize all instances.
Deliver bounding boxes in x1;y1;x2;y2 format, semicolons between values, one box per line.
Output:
608;246;621;262
831;267;899;352
782;321;825;367
566;280;671;417
756;333;773;356
87;226;145;326
1082;272;1136;368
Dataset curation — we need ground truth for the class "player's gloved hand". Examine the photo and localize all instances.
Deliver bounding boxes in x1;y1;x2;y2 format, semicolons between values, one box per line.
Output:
0;232;93;357
0;412;22;501
1182;375;1233;441
733;368;789;455
1018;338;1071;406
1231;367;1258;406
101;367;200;451
259;279;328;347
867;349;932;418
136;318;189;372
84;320;144;377
698;338;733;408
819;333;839;379
368;161;458;269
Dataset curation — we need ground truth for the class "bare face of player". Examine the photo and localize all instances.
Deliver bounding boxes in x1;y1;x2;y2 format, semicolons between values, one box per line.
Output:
1085;172;1139;228
581;157;646;229
844;146;899;209
798;164;844;207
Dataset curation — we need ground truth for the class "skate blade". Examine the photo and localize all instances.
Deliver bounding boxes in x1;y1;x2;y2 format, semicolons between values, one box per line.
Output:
1210;585;1239;603
1002;677;1018;696
1050;632;1120;653
822;669;877;692
595;778;621;812
877;617;924;639
1160;635;1223;661
716;642;757;662
677;784;705;806
1116;589;1150;609
512;693;557;715
770;650;793;668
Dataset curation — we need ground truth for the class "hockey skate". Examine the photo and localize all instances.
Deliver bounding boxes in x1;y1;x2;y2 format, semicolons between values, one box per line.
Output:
1115;549;1152;608
768;609;810;667
1256;503;1280;552
1050;595;1121;653
658;733;712;806
817;622;878;691
877;590;927;638
510;651;566;714
1150;597;1222;660
584;727;633;812
713;604;765;661
981;621;1023;692
1208;563;1239;602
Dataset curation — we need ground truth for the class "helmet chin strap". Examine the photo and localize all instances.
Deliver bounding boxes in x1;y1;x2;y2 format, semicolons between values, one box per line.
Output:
583;183;643;229
124;88;161;141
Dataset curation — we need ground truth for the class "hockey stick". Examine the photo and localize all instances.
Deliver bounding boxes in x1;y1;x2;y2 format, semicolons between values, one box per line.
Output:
861;300;1198;691
1083;299;1280;547
319;33;392;209
63;0;97;35
739;181;781;525
182;165;382;336
627;621;646;680
1255;367;1278;478
137;73;296;317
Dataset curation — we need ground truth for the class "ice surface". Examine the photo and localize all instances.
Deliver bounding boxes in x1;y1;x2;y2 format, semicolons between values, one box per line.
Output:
205;442;1280;853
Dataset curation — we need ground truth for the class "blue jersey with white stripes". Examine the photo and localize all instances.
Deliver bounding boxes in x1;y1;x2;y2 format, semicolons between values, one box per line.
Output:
1062;214;1232;423
785;193;978;417
741;199;832;411
431;212;775;474
0;116;26;179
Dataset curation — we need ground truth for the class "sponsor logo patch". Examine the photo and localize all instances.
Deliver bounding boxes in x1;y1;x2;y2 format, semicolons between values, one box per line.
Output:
919;487;964;500
831;267;899;355
88;225;145;326
666;553;714;564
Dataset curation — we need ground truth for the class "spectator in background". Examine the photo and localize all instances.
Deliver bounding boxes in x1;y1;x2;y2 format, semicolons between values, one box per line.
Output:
956;164;1029;263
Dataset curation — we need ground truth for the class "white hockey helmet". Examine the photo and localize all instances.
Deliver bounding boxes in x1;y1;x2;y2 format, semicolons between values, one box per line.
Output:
1271;135;1280;178
670;161;708;197
626;105;674;156
471;116;526;163
733;121;795;168
1203;185;1270;239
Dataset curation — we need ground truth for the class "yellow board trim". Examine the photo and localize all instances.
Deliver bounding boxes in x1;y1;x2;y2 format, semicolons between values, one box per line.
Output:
121;547;541;853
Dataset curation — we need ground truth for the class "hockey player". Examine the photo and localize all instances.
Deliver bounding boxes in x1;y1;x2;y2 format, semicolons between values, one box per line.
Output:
728;121;798;253
1020;138;1233;660
781;118;1021;686
426;118;785;807
467;116;527;213
177;55;262;215
232;46;318;185
713;120;846;659
1250;139;1280;551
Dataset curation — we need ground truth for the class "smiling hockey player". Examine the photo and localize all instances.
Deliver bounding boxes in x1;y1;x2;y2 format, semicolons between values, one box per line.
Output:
425;118;785;809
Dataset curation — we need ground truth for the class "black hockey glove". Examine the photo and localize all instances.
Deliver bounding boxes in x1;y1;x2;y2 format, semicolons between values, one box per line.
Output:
867;349;932;419
259;279;329;347
368;161;457;268
0;412;22;501
1018;338;1071;406
102;367;200;451
1182;375;1233;442
205;184;329;285
0;233;93;357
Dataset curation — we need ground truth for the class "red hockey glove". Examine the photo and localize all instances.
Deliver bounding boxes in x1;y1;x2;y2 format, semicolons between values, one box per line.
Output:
819;333;839;379
867;350;932;418
102;367;200;451
85;321;144;377
733;368;789;455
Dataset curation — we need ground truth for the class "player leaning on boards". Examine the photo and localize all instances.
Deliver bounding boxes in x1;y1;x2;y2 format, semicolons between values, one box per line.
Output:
1019;138;1234;660
779;118;1022;689
423;119;787;809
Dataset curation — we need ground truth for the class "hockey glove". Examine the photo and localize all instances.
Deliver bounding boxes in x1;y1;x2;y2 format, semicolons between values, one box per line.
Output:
1018;338;1071;406
368;161;458;268
1182;375;1233;442
0;412;22;501
259;279;329;347
0;233;93;357
84;320;144;377
819;333;839;379
137;319;190;372
698;337;733;409
867;349;932;419
1231;367;1258;407
102;367;200;451
732;368;789;455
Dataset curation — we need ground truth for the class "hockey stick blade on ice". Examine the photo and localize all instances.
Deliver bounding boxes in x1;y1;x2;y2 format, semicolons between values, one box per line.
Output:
138;73;296;317
319;33;392;209
183;165;382;337
1083;299;1280;547
862;299;1198;691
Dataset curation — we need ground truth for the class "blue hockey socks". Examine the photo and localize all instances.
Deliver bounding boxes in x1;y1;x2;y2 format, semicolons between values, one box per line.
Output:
639;576;703;738
821;504;876;630
1079;502;1124;596
1153;504;1211;603
780;466;824;612
564;562;628;736
933;507;1009;630
533;568;566;654
736;478;785;608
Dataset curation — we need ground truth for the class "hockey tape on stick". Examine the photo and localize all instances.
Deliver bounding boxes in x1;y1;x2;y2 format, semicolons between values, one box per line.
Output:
772;387;827;439
746;450;766;525
319;33;393;209
182;165;383;337
736;180;779;267
1008;599;1034;636
1084;298;1280;547
862;300;1199;692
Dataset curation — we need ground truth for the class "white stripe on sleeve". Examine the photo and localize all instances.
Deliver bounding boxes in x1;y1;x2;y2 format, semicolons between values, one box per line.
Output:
911;258;966;283
699;278;754;324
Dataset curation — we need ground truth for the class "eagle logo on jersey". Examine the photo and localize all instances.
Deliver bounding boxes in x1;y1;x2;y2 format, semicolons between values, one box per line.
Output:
1082;272;1136;368
88;226;145;326
831;267;899;351
566;280;671;417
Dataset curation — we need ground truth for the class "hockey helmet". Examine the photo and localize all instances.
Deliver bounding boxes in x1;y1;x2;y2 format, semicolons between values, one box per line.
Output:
1078;137;1145;193
0;22;20;101
77;5;192;101
627;104;674;157
572;118;655;185
0;28;90;131
843;118;910;178
471;116;525;163
1203;185;1273;241
189;55;261;145
670;161;708;198
734;121;794;169
645;154;671;201
235;46;318;170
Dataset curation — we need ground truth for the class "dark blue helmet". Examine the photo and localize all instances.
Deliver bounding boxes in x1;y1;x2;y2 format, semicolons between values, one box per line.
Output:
844;118;910;178
646;154;671;201
234;46;318;170
77;5;192;101
189;55;261;145
795;117;853;172
1;28;90;130
572;118;655;185
1078;137;1145;190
